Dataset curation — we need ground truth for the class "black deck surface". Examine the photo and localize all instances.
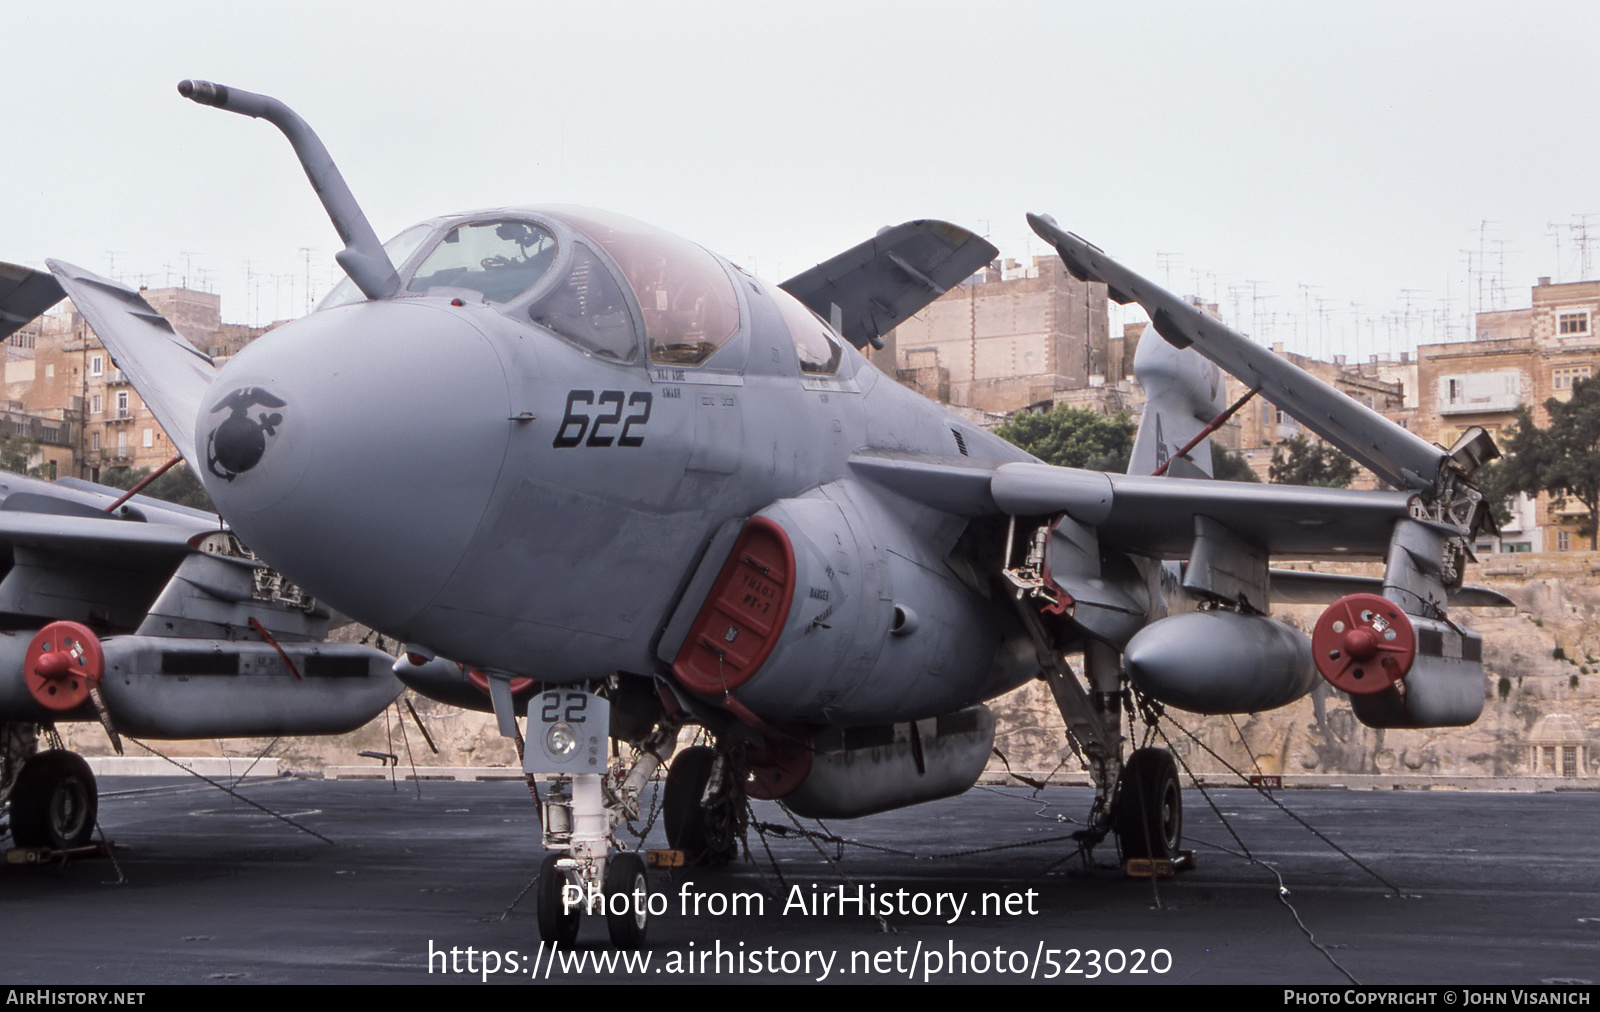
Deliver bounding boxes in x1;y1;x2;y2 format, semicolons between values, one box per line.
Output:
3;776;1596;985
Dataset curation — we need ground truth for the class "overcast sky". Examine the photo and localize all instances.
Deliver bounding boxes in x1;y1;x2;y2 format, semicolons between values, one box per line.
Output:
7;1;1598;361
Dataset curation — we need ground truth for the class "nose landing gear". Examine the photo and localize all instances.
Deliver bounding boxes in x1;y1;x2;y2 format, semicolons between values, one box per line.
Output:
523;686;673;948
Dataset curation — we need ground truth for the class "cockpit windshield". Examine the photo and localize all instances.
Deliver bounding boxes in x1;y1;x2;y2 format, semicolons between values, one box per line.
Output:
316;224;434;311
550;208;740;367
407;220;557;302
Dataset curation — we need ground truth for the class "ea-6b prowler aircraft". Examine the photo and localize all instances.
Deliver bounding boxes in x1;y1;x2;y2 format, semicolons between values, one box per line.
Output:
21;81;1505;946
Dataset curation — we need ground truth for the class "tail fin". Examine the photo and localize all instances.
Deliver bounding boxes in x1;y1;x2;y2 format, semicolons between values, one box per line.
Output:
1127;323;1227;478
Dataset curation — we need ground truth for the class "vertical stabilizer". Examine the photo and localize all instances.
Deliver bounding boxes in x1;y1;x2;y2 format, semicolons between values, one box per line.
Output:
1128;324;1227;478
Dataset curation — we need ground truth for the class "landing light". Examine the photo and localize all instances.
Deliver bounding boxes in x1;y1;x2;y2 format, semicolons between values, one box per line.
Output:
546;722;578;758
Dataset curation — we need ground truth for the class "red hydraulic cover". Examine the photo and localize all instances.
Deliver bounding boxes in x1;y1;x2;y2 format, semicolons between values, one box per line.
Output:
672;515;797;697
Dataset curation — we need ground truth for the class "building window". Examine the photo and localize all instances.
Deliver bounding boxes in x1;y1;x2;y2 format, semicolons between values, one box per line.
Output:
90;354;103;377
44;364;53;379
90;431;100;451
1558;311;1589;336
1440;371;1521;413
116;391;129;415
90;394;101;414
47;460;56;480
1503;542;1533;553
142;428;153;448
1553;365;1593;390
1558;530;1571;552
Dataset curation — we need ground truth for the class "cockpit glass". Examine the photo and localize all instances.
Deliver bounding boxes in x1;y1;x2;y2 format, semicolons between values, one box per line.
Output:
528;242;639;362
407;220;558;302
316;224;436;311
550;208;740;366
773;288;843;375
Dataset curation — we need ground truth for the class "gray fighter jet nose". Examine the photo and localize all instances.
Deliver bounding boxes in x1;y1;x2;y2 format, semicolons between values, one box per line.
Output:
198;300;511;631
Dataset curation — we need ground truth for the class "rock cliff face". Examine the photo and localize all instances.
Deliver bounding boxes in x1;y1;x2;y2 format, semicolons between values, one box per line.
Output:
62;557;1598;780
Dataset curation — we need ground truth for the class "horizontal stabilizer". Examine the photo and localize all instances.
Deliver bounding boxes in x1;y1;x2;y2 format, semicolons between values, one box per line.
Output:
1027;213;1451;493
0;262;66;341
46;261;215;464
780;221;998;350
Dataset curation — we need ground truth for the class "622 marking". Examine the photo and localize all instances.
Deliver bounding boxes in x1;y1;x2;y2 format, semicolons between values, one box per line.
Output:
553;389;652;449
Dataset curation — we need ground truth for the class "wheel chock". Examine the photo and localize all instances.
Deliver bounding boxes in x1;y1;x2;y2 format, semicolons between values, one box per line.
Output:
1124;850;1196;879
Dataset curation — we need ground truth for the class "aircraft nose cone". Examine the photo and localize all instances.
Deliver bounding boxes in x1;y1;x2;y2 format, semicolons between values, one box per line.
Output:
199;300;511;631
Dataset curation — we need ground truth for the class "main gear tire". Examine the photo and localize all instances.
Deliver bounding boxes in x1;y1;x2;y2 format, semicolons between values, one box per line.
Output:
662;746;744;866
536;853;580;946
1114;747;1182;861
9;749;97;850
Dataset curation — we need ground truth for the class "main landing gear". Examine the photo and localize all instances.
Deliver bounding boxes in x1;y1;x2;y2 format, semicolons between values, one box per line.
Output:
661;745;745;866
2;725;100;854
1113;747;1183;862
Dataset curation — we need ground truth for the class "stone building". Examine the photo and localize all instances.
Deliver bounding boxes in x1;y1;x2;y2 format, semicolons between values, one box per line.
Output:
876;256;1110;414
1414;277;1600;552
1527;714;1590;778
1223;345;1409;484
4;285;268;482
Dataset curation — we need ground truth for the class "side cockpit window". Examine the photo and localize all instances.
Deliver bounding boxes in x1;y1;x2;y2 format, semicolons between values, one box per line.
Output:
550;208;740;367
407;220;557;303
529;242;639;362
773;288;843;375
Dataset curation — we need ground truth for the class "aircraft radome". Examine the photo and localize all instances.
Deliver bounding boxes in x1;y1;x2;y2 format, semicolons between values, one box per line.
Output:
7;81;1508;949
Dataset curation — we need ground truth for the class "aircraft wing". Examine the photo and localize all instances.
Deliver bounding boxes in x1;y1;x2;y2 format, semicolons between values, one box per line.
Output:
992;462;1413;558
45;260;216;464
1026;213;1451;493
852;451;1413;559
0;262;66;342
780;220;998;350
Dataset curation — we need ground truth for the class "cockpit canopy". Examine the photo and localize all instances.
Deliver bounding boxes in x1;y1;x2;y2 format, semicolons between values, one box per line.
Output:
321;206;840;375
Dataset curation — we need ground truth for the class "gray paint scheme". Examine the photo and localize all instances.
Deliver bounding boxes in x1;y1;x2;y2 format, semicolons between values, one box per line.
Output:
8;84;1505;794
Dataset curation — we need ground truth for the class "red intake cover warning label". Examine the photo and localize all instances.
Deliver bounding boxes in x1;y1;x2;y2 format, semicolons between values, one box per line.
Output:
672;515;796;696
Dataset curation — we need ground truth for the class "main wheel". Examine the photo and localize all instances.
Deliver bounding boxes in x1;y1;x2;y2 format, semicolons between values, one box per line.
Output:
9;750;97;850
1114;747;1182;861
604;852;650;948
535;853;580;945
662;746;745;865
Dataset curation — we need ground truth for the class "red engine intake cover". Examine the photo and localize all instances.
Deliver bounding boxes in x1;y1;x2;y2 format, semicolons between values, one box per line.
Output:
1311;593;1416;695
672;515;796;697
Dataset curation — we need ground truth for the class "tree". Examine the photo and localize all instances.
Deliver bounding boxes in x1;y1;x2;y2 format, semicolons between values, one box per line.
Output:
996;406;1136;472
0;434;48;478
1269;433;1357;487
99;462;216;513
1498;376;1600;549
1211;440;1261;483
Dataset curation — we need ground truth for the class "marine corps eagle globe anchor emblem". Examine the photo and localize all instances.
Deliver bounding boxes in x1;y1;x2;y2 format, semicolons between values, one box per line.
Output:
206;387;287;482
